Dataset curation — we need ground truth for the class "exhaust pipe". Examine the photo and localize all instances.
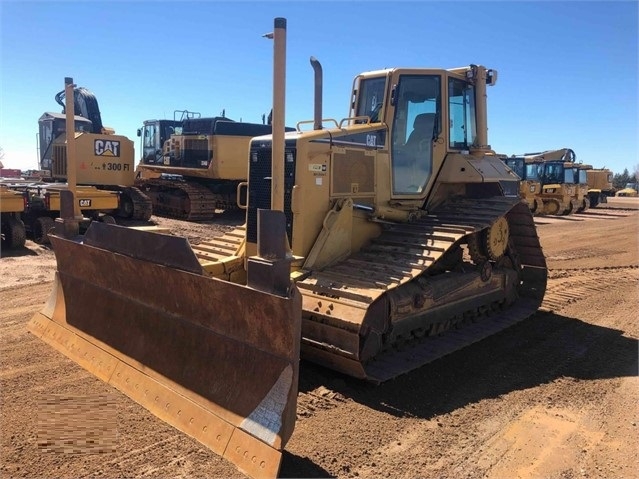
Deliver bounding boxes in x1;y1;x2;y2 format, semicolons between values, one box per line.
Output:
64;77;81;219
310;56;323;130
269;18;286;212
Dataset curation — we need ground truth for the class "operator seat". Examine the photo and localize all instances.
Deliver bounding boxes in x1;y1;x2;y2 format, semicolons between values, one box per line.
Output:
394;113;437;193
405;113;437;152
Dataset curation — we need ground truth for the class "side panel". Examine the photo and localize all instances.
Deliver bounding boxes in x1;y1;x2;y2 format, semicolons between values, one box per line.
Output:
52;133;136;186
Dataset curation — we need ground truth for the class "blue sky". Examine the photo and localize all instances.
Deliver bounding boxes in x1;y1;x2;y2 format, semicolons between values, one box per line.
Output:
1;1;637;175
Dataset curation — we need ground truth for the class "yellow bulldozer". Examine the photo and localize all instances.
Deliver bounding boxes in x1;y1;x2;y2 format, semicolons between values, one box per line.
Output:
38;84;152;221
29;18;548;479
616;181;639;197
517;148;584;215
501;155;543;214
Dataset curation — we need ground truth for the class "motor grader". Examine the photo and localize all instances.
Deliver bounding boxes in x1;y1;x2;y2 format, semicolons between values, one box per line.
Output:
29;18;547;479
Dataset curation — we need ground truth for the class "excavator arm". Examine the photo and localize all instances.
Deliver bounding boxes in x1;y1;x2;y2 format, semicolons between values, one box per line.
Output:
55;86;104;134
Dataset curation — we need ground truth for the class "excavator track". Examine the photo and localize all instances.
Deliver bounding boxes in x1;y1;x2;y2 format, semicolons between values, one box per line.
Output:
137;178;237;221
123;186;153;221
296;198;547;383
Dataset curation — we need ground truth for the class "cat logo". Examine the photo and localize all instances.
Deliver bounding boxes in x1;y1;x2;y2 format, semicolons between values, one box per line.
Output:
94;140;120;157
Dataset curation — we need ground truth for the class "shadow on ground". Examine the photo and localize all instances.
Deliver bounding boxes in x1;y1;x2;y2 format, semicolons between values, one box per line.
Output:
298;311;638;421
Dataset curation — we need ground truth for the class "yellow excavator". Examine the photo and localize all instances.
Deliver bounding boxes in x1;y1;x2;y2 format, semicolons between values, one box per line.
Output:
135;110;289;221
29;18;547;479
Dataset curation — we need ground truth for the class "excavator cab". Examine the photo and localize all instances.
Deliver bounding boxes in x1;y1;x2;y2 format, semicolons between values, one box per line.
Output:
137;110;200;164
138;118;184;164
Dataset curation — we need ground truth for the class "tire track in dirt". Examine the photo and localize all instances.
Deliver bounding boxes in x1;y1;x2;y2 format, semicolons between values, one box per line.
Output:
541;266;639;313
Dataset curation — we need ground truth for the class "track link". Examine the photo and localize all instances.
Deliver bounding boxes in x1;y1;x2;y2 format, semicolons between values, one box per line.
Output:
138;178;235;221
124;186;153;221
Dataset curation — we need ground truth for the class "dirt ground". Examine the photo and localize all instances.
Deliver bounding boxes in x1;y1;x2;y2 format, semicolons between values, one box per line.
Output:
1;198;638;479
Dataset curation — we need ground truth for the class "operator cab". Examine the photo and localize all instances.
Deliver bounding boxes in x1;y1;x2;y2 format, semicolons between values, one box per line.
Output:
38;112;93;171
138;110;201;164
138;119;184;164
352;66;494;198
540;161;575;185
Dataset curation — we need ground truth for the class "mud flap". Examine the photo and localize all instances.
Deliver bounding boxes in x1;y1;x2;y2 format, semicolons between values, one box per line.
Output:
28;215;301;479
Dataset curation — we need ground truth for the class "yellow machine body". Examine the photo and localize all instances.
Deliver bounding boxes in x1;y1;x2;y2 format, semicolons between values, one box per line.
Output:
51;132;136;186
520;149;583;216
134;117;279;221
30;19;547;479
0;184;26;212
0;184;27;249
42;184;120;211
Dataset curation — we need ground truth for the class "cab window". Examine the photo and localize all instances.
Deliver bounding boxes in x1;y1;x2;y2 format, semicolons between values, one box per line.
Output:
390;74;441;195
448;78;476;149
355;77;386;123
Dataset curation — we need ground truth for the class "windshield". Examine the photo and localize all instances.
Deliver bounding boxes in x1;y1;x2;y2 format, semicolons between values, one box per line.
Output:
448;77;476;149
525;163;540;181
390;74;441;195
578;169;587;184
505;158;524;179
355;77;386;122
541;162;566;184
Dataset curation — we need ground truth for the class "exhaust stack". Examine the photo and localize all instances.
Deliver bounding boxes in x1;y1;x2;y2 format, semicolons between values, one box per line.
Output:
270;18;286;212
64;77;81;219
310;56;323;130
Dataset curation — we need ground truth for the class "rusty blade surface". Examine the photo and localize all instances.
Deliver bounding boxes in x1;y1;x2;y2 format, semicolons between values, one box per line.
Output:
28;225;302;479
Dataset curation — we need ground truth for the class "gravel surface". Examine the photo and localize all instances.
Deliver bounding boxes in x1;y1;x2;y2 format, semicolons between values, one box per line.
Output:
1;198;637;479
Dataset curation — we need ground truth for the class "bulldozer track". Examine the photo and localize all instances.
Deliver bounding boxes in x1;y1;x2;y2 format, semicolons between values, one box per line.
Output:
138;178;236;221
298;198;547;383
294;268;637;421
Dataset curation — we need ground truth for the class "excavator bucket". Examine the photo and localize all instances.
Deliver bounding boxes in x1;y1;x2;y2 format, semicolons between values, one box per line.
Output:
28;212;301;479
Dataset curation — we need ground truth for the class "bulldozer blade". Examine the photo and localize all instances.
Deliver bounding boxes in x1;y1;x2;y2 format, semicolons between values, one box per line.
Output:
28;223;302;479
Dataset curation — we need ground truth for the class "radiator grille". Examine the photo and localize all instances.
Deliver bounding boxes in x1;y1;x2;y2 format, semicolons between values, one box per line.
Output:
247;145;296;244
52;145;67;177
